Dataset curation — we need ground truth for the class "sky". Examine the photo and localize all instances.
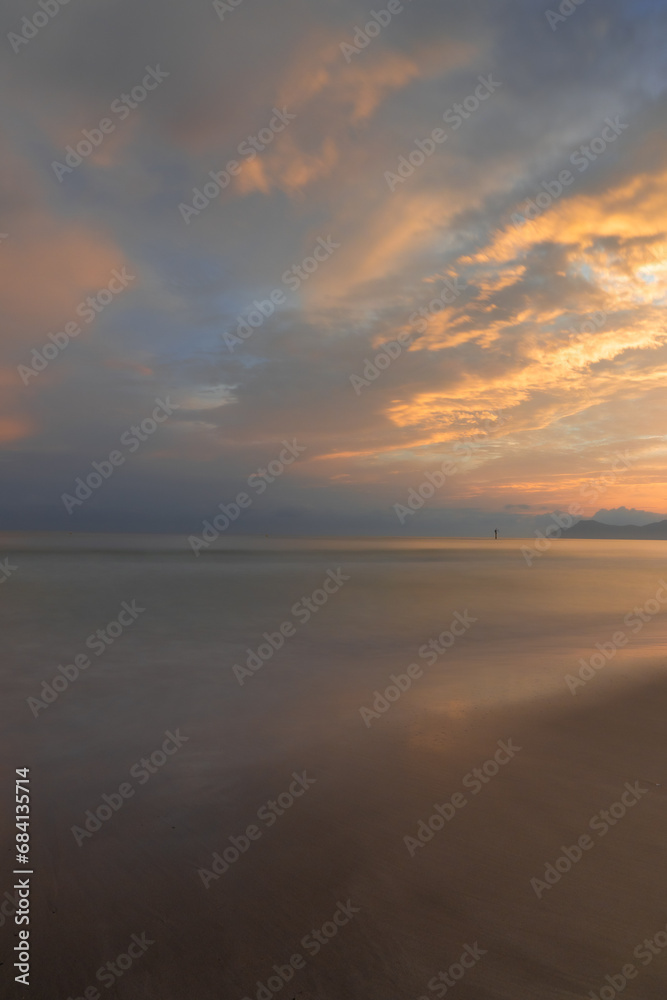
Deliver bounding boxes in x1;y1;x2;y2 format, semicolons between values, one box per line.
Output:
1;0;667;536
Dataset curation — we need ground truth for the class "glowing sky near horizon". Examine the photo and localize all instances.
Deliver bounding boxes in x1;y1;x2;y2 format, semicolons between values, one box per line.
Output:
1;0;667;535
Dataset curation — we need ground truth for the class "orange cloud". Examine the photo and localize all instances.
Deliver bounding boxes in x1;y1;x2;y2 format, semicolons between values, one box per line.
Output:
0;416;33;443
0;367;35;443
0;218;129;345
236;135;339;197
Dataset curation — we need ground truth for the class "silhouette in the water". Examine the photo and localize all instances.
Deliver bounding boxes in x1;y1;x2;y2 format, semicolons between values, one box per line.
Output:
494;529;498;539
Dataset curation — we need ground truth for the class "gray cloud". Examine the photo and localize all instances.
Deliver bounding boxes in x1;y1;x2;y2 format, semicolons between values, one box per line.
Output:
0;0;665;535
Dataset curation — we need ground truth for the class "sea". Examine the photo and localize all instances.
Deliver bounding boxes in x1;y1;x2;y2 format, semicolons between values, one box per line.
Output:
3;534;667;998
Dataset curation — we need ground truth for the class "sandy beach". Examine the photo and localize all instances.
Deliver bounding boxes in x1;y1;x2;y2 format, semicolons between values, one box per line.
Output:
18;672;667;999
3;538;667;998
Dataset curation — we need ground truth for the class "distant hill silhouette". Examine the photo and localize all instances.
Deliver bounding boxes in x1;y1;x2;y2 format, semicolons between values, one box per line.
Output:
561;519;667;539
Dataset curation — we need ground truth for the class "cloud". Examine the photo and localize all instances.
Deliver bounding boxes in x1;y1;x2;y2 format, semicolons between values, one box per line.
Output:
593;506;667;526
1;0;667;532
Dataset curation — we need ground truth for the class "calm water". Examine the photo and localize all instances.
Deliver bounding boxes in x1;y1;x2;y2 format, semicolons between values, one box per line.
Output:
3;535;667;998
4;534;667;747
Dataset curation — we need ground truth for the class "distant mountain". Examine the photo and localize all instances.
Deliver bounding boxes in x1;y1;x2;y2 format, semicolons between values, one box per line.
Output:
593;506;667;526
561;519;667;539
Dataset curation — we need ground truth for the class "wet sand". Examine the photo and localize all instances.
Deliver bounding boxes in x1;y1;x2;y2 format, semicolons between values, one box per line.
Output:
4;539;667;998
15;672;667;999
